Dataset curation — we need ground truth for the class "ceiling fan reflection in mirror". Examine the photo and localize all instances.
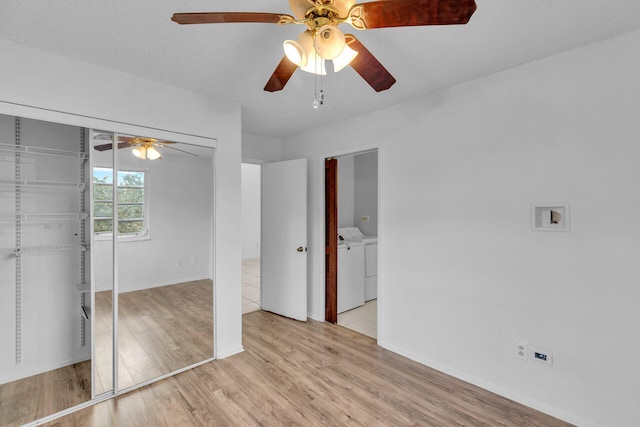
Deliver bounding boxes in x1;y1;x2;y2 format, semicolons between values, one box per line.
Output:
171;0;477;92
93;135;198;160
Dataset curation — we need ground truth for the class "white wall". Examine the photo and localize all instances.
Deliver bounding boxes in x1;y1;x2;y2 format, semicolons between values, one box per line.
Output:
281;29;640;427
0;39;243;360
242;131;282;163
241;163;261;260
337;155;354;228
353;151;378;236
337;152;378;233
92;149;213;293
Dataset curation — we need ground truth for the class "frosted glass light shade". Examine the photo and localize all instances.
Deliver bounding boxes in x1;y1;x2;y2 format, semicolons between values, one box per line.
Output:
284;31;315;68
314;25;345;60
333;44;358;72
283;40;306;67
132;145;161;160
132;146;146;159
146;146;162;160
300;52;326;75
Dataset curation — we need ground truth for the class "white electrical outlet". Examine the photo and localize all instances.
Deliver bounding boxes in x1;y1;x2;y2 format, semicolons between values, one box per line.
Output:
176;259;183;268
515;342;528;360
190;257;196;265
530;347;553;365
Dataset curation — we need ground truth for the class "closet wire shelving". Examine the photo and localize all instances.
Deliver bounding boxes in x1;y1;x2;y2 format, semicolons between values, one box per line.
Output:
3;118;90;363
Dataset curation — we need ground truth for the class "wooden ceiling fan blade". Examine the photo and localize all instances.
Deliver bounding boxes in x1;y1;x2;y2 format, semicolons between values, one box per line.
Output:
117;136;138;143
264;56;298;92
171;12;292;25
346;35;396;92
349;0;476;29
158;144;199;157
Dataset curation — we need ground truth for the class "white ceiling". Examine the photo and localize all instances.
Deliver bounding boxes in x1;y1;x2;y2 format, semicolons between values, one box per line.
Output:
2;1;640;139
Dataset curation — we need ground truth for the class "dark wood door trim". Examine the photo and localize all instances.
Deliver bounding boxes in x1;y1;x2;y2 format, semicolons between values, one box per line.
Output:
325;158;338;323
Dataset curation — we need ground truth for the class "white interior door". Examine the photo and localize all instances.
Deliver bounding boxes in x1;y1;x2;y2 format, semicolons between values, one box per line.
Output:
261;158;308;321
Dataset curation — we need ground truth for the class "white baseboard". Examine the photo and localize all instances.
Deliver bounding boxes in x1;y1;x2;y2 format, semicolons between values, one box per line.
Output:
307;310;323;321
0;354;91;386
216;345;244;359
378;340;596;427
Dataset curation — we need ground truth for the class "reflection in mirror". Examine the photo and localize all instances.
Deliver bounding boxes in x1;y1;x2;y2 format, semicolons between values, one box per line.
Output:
90;130;115;396
0;115;91;425
115;135;214;389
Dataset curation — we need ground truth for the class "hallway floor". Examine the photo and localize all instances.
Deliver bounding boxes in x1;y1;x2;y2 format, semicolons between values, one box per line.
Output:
338;299;377;339
242;258;261;314
243;256;377;340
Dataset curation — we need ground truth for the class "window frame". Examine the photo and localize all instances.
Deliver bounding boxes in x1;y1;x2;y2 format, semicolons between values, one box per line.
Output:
92;166;151;242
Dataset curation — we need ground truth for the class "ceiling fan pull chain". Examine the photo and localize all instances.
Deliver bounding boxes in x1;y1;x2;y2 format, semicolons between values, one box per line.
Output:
320;62;324;106
313;37;320;109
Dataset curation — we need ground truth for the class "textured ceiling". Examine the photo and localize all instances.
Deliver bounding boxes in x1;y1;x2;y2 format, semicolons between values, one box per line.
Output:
1;1;640;138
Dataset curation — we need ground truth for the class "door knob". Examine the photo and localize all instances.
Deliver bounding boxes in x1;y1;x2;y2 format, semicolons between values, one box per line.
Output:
297;247;307;252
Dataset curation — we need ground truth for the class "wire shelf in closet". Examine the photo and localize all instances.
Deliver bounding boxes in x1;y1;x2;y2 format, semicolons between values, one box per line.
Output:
0;212;90;221
0;142;89;159
0;179;86;190
1;243;88;255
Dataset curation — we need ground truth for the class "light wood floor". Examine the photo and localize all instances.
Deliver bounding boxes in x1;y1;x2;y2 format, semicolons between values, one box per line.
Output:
98;279;214;392
0;361;90;427
43;310;574;426
0;280;213;426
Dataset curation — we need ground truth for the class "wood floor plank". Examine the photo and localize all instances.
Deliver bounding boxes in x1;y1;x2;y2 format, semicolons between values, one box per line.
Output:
98;279;214;391
43;310;574;427
0;361;91;427
1;280;212;426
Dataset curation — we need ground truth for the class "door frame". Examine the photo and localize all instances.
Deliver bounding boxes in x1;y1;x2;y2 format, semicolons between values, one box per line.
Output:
320;145;381;330
325;158;338;323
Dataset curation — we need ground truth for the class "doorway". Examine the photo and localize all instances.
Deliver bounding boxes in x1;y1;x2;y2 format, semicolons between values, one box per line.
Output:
244;158;308;321
326;150;378;338
241;163;261;313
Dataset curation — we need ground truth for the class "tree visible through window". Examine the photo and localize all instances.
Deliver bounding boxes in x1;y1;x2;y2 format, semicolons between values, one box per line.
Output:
93;167;147;237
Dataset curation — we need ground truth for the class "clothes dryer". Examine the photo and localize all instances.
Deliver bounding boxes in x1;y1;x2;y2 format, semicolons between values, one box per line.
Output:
337;240;365;313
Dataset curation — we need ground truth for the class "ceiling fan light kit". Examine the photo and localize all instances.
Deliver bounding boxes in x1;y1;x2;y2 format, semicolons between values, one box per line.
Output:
93;136;199;160
132;145;162;160
332;43;358;72
171;0;477;94
313;25;346;60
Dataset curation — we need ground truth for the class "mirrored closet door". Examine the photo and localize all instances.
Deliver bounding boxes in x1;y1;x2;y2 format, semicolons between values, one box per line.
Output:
0;115;215;426
97;132;215;391
90;130;115;396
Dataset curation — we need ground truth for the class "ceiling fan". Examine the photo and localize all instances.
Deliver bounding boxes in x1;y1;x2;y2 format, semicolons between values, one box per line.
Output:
93;135;198;160
171;0;477;92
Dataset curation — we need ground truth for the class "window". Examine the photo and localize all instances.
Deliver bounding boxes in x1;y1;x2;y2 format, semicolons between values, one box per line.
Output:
93;167;148;238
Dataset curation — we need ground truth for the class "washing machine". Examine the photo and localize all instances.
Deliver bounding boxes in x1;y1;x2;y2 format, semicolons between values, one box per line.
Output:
339;227;377;301
337;239;365;313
